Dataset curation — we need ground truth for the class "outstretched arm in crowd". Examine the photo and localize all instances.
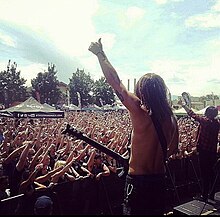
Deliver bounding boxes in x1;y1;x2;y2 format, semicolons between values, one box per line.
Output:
95;163;110;181
2;144;26;165
16;141;33;172
34;165;63;184
72;143;90;162
50;154;76;184
39;142;52;164
19;163;43;194
28;147;44;172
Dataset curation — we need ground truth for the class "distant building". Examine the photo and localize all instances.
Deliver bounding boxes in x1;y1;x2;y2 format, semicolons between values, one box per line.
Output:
58;82;69;95
172;95;220;111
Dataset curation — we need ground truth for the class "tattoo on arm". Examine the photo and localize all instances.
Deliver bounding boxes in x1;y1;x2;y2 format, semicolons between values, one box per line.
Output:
111;73;121;85
115;90;124;102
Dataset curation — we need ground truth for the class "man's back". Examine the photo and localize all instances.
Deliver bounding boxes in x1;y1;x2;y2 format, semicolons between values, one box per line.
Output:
128;107;178;175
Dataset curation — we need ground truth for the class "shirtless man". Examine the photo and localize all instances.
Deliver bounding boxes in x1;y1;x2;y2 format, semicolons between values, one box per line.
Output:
88;38;178;215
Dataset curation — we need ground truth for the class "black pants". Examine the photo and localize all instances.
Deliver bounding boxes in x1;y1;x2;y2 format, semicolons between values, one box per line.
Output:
198;149;217;200
123;174;165;215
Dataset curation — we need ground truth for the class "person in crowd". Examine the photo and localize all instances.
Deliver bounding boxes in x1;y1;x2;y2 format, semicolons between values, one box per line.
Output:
10;141;33;196
34;195;53;215
0;175;10;214
181;103;220;202
0;175;9;200
88;38;179;215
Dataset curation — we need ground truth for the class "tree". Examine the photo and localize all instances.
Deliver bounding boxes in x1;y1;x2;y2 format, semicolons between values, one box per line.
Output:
31;63;61;105
93;77;115;107
0;60;27;107
69;68;94;107
200;94;219;101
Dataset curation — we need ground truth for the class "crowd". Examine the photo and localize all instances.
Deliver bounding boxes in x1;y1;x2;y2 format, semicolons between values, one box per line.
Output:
0;110;219;215
173;116;220;159
0;110;131;214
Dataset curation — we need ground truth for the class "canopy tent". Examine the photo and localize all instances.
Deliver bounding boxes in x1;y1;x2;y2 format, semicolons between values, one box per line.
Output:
173;107;187;115
196;106;220;116
61;104;80;111
68;104;80;111
0;97;64;118
195;106;211;115
43;103;56;110
81;104;102;111
102;104;114;111
173;107;197;116
0;111;13;118
102;104;127;111
111;104;127;111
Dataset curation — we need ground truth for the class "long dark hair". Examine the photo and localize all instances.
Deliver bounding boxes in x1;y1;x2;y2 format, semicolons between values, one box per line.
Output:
135;73;173;122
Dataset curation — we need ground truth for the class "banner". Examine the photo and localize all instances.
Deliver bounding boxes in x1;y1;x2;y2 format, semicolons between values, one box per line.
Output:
77;92;81;109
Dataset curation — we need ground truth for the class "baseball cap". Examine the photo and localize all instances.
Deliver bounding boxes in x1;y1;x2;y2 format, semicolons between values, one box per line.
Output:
34;195;53;215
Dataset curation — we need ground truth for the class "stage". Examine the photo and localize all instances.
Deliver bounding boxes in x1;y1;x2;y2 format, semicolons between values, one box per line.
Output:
173;192;220;215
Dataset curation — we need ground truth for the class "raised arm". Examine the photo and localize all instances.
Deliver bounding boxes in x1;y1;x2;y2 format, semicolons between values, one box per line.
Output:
16;141;33;171
3;144;25;165
180;98;201;122
88;38;140;112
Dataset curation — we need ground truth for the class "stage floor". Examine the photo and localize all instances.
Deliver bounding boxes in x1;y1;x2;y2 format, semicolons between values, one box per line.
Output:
173;192;220;215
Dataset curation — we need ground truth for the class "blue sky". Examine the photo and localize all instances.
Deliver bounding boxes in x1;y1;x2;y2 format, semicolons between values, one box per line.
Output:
0;0;220;97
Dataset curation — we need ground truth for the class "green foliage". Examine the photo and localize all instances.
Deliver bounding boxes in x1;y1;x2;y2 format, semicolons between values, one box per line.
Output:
31;63;61;105
0;61;116;109
93;77;115;106
69;68;94;107
0;60;27;107
200;94;219;101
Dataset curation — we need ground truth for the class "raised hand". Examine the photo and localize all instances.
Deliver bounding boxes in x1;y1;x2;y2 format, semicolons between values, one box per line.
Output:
181;92;191;108
35;163;44;172
88;38;103;55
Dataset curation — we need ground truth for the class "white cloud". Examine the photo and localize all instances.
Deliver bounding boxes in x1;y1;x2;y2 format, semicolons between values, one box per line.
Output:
0;62;8;71
155;0;168;4
0;61;46;86
0;0;99;57
212;0;220;12
119;6;145;29
154;0;183;5
0;32;16;47
126;6;145;20
185;13;220;29
147;59;183;81
19;63;47;86
207;38;220;57
146;57;220;96
185;0;220;29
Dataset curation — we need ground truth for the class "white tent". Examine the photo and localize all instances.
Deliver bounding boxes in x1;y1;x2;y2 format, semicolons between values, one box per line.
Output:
81;104;102;111
1;97;64;118
112;104;127;111
102;104;114;111
196;106;220;116
195;106;211;115
173;107;187;115
68;104;80;111
173;107;197;116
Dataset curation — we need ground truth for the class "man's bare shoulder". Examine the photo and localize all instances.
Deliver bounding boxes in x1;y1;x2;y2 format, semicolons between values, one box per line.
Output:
121;91;142;113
